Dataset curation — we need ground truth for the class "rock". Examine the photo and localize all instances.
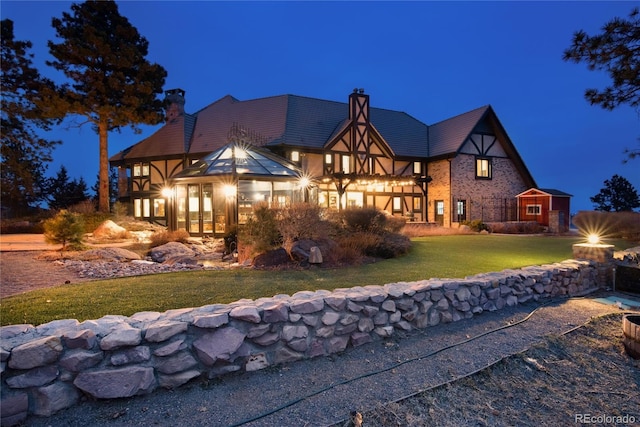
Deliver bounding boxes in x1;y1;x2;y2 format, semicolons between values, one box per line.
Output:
193;327;246;366
144;320;188;343
59;350;104;372
8;336;63;370
0;392;28;426
92;220;127;239
155;351;198;374
73;366;156;399
110;346;151;366
149;242;194;263
193;313;229;329
163;255;198;266
252;248;289;267
245;353;269;372
100;326;142;351
229;306;261;323
309;246;323;264
63;329;97;350
5;365;58;389
32;382;79;416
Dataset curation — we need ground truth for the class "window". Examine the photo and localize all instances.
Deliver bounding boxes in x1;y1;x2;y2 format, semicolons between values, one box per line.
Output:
134;198;141;217
476;157;492;179
133;163;149;177
393;196;402;212
413;196;421;210
154;199;165;217
456;200;467;222
325;154;332;164
291;151;300;162
342;155;350;174
413;162;422;175
142;198;150;217
526;204;541;215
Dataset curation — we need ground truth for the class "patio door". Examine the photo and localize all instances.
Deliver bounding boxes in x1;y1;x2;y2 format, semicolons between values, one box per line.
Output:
435;200;444;226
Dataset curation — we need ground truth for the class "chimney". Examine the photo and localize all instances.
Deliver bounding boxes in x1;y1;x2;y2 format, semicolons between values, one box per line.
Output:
349;88;371;174
165;88;185;122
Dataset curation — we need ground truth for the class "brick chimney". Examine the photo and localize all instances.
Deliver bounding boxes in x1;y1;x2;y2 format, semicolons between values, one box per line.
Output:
165;88;185;122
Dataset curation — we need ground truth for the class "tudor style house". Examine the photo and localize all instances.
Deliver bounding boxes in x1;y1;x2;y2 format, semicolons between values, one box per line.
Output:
110;89;540;236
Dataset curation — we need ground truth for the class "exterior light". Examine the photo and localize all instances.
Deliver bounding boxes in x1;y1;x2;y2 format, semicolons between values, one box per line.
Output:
587;234;600;245
223;184;237;198
161;187;173;198
298;177;311;189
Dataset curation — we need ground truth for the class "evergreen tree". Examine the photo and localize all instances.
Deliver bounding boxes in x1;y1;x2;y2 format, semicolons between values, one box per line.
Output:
0;19;61;216
42;0;167;213
591;174;640;212
563;7;640;161
47;165;89;210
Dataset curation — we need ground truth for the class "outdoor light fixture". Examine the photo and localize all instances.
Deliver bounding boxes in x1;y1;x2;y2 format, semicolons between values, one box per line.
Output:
298;176;311;189
161;187;173;198
222;184;237;198
587;234;600;245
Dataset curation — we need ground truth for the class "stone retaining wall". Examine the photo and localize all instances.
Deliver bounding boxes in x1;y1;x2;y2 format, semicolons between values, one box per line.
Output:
0;259;606;426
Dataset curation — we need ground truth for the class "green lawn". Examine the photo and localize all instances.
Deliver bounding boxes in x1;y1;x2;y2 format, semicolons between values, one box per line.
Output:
1;235;634;327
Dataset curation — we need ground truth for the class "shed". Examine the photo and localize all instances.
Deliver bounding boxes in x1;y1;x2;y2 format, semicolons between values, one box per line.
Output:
516;188;572;231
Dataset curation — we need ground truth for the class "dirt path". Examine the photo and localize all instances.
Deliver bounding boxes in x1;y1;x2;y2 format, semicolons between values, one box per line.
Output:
0;251;91;299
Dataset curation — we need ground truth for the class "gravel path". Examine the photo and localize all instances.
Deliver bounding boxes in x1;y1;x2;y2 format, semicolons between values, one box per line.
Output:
22;296;633;427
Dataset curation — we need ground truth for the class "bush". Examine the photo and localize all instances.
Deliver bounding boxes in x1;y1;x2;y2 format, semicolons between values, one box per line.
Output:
43;210;85;251
340;207;387;234
240;202;281;257
462;219;490;232
149;230;190;247
277;203;325;254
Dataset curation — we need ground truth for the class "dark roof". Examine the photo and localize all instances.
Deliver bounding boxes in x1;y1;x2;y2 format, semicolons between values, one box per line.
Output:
109;93;529;187
428;105;490;158
110;93;429;162
539;188;573;197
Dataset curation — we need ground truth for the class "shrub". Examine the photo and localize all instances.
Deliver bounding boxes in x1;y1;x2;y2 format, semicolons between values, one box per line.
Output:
68;200;97;215
43;210;85;251
462;219;490;232
277;203;325;254
149;229;190;247
240;202;281;257
340;207;387;234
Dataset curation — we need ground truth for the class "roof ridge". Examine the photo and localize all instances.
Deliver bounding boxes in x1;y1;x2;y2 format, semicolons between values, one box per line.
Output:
429;104;491;127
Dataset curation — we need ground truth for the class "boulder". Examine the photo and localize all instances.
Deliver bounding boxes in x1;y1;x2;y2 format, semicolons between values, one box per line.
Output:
252;248;289;267
92;220;127;239
80;248;141;261
149;242;195;263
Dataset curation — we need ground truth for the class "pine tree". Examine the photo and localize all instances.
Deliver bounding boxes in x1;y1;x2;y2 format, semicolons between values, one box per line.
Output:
42;1;167;213
0;19;60;216
591;174;640;212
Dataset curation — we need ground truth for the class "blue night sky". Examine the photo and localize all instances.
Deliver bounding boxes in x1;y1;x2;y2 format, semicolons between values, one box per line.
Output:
2;1;638;213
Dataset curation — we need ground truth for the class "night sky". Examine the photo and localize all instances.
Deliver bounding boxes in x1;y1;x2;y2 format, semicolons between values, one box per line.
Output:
2;1;638;213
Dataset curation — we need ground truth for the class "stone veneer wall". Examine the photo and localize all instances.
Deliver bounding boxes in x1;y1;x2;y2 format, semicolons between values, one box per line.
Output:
0;259;608;426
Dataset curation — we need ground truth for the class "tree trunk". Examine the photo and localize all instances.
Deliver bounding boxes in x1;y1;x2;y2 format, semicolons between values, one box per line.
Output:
98;120;110;213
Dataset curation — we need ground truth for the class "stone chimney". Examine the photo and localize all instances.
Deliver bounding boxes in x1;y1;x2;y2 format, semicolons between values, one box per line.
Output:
165;88;185;122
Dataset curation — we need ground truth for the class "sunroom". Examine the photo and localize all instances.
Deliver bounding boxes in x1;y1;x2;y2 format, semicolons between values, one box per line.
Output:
166;142;315;236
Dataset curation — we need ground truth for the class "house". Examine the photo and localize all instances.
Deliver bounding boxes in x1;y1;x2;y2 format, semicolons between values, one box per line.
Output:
516;188;572;232
110;89;538;236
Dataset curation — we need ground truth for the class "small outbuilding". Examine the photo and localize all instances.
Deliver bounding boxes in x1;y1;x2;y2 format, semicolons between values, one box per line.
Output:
516;188;572;232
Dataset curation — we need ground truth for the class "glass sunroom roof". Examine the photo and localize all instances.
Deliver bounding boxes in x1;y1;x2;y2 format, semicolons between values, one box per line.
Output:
175;142;301;178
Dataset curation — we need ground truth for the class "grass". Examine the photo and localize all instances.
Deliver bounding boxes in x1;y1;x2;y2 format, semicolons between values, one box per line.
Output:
1;235;635;327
